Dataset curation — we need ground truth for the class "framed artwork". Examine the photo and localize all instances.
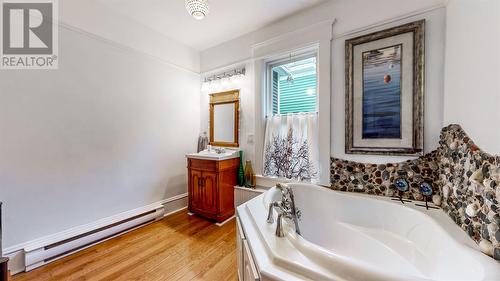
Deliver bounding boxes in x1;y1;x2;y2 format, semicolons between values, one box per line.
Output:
345;20;425;155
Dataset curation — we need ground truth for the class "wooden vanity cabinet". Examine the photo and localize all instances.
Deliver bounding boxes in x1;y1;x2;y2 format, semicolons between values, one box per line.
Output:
187;157;239;223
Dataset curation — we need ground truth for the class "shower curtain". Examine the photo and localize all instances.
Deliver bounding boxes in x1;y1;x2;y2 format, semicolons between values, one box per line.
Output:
263;112;319;183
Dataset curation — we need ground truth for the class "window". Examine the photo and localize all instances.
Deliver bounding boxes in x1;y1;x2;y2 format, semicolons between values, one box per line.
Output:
269;55;317;115
263;53;319;182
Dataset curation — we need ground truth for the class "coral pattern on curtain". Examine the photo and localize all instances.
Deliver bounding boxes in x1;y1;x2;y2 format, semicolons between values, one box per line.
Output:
263;112;319;183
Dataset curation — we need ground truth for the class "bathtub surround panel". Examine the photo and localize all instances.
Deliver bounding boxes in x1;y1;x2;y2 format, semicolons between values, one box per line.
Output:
330;124;500;260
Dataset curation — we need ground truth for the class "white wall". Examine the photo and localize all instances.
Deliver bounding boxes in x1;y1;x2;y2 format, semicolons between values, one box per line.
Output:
61;0;200;73
201;0;445;72
0;25;200;248
443;0;500;155
200;0;447;177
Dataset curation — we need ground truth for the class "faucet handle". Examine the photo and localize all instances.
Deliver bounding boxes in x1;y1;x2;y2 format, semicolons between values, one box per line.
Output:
419;182;433;210
276;182;288;190
266;202;275;224
295;208;302;221
267;201;282;224
394;177;409;204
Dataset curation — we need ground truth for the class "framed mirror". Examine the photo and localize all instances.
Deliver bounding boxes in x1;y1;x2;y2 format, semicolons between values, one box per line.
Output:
209;90;239;147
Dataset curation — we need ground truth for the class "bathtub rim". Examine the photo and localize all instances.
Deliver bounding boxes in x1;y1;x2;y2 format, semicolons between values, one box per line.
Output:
238;182;500;281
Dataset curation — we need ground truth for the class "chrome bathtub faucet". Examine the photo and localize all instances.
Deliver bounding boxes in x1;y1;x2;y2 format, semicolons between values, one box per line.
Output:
266;183;301;237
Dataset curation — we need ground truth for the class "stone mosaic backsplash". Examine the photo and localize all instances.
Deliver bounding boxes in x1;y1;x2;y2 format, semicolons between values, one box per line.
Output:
330;151;442;204
438;124;500;260
330;124;500;260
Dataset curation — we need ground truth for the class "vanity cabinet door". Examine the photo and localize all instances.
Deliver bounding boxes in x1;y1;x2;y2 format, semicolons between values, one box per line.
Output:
236;217;245;281
187;157;237;222
190;169;203;210
243;240;260;281
202;171;218;214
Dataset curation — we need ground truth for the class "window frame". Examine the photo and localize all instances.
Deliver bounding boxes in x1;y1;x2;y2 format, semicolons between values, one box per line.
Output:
265;51;319;117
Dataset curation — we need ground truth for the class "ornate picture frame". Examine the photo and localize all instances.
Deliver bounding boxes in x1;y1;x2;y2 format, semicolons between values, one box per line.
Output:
345;20;425;155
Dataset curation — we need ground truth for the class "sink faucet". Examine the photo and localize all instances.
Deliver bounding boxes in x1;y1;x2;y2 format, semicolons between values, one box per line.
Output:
266;183;301;237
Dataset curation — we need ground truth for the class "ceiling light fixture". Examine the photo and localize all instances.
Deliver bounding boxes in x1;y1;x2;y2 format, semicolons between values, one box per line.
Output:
203;67;246;83
185;0;209;20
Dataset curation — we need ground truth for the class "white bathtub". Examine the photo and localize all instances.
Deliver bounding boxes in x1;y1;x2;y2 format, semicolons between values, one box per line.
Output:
237;183;500;281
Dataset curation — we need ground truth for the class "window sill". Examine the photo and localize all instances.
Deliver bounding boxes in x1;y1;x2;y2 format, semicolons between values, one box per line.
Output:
255;175;318;188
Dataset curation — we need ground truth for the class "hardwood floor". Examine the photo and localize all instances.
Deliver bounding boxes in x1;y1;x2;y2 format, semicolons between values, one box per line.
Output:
11;210;238;281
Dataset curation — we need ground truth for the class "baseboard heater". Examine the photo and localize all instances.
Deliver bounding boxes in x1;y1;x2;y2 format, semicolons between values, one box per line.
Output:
24;205;164;271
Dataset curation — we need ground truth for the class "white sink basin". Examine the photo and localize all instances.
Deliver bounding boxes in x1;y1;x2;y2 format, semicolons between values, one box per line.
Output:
186;149;239;160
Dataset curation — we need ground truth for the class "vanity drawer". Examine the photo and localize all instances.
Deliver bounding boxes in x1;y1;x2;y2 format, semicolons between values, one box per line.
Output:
188;158;216;171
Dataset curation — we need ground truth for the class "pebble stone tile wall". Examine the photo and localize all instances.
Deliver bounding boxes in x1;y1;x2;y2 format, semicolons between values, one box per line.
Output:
438;124;500;260
330;151;442;203
330;124;500;260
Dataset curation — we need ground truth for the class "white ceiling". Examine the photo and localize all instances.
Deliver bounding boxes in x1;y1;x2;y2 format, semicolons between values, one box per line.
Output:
94;0;328;51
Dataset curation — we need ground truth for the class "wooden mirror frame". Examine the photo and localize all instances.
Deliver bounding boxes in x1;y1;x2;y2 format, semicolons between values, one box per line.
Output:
209;90;239;147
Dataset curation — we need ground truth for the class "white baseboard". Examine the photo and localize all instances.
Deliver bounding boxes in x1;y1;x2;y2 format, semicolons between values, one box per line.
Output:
4;193;188;275
164;206;187;218
4;250;24;275
162;195;188;216
215;216;235;227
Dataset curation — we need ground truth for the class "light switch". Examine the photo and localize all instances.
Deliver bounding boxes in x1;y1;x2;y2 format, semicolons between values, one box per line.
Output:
247;134;254;144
